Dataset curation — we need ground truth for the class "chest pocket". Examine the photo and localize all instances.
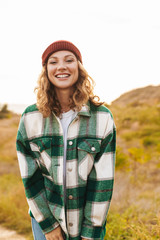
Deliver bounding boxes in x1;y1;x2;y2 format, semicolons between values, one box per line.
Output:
78;139;101;181
29;138;52;175
30;138;51;153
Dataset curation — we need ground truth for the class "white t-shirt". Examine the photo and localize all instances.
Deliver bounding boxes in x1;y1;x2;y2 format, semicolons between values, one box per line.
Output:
59;110;77;205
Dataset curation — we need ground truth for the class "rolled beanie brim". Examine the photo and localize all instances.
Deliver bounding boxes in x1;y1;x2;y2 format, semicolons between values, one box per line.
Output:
42;40;82;65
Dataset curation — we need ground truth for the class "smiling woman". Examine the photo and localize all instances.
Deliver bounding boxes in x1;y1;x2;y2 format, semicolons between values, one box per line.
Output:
16;40;116;240
35;40;103;117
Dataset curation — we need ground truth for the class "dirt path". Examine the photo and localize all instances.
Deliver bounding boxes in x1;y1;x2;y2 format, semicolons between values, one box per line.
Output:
0;226;26;240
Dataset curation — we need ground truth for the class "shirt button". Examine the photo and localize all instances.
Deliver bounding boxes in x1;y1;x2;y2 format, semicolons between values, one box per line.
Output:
69;223;73;227
69;141;73;146
91;146;96;152
68;195;73;200
68;168;72;172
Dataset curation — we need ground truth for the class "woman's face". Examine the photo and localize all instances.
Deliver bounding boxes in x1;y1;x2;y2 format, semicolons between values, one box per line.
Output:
47;50;79;92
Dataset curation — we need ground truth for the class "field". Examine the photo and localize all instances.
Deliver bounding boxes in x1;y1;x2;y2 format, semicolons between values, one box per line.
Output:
0;97;160;239
105;100;160;240
0;114;32;240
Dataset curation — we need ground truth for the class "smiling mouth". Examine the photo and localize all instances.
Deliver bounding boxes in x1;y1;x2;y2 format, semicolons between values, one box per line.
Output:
55;74;70;78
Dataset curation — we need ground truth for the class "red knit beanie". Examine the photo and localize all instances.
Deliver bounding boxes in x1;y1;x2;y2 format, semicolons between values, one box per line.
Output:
42;40;82;66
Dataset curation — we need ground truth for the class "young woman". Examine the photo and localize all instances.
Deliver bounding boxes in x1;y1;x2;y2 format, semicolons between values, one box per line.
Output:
16;40;116;240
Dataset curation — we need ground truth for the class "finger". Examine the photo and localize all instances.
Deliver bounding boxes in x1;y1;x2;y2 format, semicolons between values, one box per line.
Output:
57;232;64;240
58;236;64;240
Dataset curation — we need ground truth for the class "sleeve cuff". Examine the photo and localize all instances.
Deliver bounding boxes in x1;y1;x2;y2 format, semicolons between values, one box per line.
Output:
40;218;60;235
30;211;59;234
81;224;104;240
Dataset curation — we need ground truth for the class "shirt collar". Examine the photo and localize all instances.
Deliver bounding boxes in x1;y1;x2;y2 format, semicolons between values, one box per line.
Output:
78;102;91;117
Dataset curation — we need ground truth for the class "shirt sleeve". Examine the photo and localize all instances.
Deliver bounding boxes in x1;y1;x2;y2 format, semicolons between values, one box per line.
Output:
16;116;59;234
81;113;116;240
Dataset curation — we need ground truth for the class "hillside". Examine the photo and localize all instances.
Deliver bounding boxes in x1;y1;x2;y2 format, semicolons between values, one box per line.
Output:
112;85;160;106
109;85;160;169
105;85;160;239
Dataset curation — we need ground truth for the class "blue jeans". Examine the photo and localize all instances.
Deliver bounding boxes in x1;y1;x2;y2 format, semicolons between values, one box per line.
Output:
31;217;46;240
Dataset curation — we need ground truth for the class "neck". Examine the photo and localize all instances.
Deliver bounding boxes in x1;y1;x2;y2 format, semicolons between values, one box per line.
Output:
55;88;73;112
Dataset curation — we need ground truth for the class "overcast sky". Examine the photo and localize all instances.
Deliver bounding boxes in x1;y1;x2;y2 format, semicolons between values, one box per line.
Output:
0;0;160;105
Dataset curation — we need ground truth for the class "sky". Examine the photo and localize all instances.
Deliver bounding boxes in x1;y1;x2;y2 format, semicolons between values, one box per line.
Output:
0;0;160;105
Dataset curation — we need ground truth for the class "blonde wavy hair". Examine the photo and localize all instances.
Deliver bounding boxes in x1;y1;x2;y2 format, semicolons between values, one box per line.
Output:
35;61;103;117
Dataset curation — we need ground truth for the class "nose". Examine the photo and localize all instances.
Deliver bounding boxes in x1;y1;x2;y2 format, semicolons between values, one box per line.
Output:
57;61;67;71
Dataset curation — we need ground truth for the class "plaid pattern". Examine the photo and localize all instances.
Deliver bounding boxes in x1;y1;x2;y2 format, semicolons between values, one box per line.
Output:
16;102;116;240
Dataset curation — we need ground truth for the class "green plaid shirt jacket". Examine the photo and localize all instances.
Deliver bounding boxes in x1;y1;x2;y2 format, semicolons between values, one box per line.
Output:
16;102;116;240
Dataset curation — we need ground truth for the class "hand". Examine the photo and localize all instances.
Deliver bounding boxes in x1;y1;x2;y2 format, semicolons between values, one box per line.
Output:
82;238;88;240
45;226;64;240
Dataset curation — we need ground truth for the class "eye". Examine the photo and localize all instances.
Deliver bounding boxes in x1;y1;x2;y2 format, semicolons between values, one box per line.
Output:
66;59;74;63
49;61;57;64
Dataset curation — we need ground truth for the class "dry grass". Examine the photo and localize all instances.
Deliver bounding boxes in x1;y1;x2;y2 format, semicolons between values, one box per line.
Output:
105;99;160;239
105;158;160;239
0;173;33;240
0;114;33;239
0;114;20;164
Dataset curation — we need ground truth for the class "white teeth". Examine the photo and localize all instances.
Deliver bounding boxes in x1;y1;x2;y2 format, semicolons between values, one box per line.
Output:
56;74;69;78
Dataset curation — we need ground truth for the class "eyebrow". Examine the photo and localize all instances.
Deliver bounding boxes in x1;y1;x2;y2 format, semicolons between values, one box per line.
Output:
48;54;76;60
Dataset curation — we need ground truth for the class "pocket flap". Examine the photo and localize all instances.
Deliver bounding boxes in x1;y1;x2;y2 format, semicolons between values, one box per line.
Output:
29;138;51;152
78;139;101;153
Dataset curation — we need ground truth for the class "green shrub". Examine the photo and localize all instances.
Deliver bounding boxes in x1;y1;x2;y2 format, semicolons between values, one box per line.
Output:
0;103;11;119
105;206;160;240
116;147;129;170
157;144;160;153
143;137;155;147
1;104;9;113
128;147;150;163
